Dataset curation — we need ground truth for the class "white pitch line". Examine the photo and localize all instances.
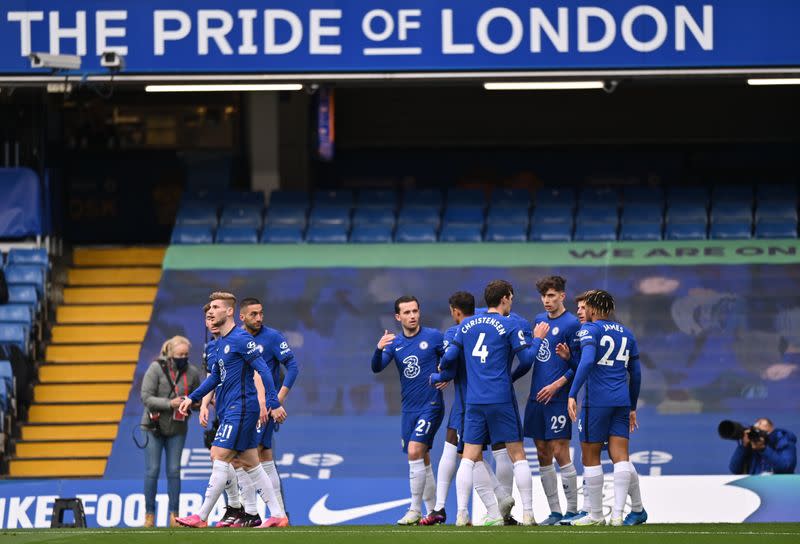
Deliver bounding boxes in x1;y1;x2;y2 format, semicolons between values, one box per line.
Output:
3;529;799;536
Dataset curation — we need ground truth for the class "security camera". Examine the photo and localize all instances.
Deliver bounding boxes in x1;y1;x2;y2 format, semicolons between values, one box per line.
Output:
100;52;125;71
29;52;81;71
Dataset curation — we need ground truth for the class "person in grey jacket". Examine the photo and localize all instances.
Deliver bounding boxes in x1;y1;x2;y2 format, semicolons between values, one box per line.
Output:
140;335;203;527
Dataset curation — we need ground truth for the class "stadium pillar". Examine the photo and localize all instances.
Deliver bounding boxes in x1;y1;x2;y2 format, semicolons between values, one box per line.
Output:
246;92;281;196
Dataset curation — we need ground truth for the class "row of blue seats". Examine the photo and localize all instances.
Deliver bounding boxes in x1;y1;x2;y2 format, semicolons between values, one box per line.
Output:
177;200;800;229
0;360;13;425
172;219;797;244
182;183;798;209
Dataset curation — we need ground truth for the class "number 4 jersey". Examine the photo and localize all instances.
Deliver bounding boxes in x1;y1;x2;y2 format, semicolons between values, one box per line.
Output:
568;319;642;408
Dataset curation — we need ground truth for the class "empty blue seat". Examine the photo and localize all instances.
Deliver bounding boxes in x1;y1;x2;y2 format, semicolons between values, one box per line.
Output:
443;205;484;225
269;190;309;207
215;226;258;244
439;224;482;242
667;203;707;223
757;183;797;202
576;205;618;223
306;224;349;243
3;265;45;298
176;204;218;225
531;203;574;224
314;190;354;208
171;225;214;244
352;207;396;227
491;189;531;207
622;204;664;224
535;187;576;207
487;206;529;225
665;222;706;240
308;206;351;226
8;285;37;309
756;201;797;221
357;189;398;208
395;225;437;243
580;187;619;208
350;224;393;243
667;185;709;204
260;226;304;243
0;304;32;339
485;224;527;242
710;222;751;240
620;222;662;241
712;202;752;222
7;248;48;270
755;219;797;239
264;206;307;226
397;207;440;226
624;185;664;204
0;360;11;395
220;205;263;227
529;223;572;242
402;189;443;209
574;223;617;241
0;324;26;355
224;191;265;205
713;184;753;203
447;189;486;206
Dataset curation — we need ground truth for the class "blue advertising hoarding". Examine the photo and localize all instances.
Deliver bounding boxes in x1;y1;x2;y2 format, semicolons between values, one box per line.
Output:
0;1;799;75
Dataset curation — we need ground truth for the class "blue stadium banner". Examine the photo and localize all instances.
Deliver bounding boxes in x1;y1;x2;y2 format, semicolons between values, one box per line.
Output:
0;1;799;75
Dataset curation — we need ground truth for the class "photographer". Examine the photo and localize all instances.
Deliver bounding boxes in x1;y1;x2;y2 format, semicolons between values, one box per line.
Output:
728;418;797;475
140;336;203;527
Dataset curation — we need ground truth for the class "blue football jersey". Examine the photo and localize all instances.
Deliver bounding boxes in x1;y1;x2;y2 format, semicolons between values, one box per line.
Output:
251;325;299;389
373;327;444;412
190;327;279;413
444;324;467;411
568;319;641;407
530;311;581;402
452;312;528;404
204;338;224;408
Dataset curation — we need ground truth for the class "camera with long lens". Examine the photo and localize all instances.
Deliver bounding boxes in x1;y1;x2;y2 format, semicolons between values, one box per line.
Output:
718;420;769;443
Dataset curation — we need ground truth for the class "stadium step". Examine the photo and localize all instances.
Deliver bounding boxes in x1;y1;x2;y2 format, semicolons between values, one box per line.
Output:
15;441;113;459
22;424;119;441
11;245;163;478
68;267;162;286
51;324;148;344
56;304;152;324
38;363;136;383
8;459;107;478
63;287;157;304
73;247;166;267
46;344;141;363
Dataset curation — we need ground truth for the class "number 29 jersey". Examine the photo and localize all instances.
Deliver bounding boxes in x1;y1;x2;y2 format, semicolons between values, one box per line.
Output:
575;320;640;407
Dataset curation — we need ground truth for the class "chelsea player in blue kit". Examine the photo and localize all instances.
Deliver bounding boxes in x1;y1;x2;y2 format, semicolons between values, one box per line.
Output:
176;292;289;528
431;280;542;526
567;290;646;527
511;276;581;525
372;295;445;525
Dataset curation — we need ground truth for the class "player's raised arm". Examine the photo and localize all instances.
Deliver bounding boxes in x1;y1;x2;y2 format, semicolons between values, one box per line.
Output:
510;321;548;381
371;330;395;373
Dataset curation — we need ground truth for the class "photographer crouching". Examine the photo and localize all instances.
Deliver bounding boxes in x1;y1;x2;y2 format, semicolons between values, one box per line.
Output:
719;418;797;475
140;336;203;526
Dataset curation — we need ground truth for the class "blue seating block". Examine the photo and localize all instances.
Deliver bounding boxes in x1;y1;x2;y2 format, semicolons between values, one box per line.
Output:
487;206;529;226
447;189;486;206
3;265;45;298
402;189;443;209
756;201;797;221
7;248;48;270
757;183;797;202
220;205;263;227
710;222;751;240
576;205;618;223
712;202;752;222
357;189;398;208
624;186;664;204
666;222;707;240
0;304;32;339
350;225;393;243
443;205;485;225
171;225;214;244
352;207;396;227
491;189;531;207
395;225;437;243
264;206;307;226
306;225;349;243
755;219;797;239
529;223;572;242
620;223;662;241
531;204;574;224
0;324;26;355
309;206;351;226
176;204;218;225
485;224;527;242
397;207;441;226
439;224;482;242
713;184;753;203
535;187;576;207
667;185;709;204
580;186;619;208
574;223;617;241
224;191;265;205
667;203;707;223
260;226;304;243
622;203;664;224
216;226;258;244
8;285;37;307
314;190;354;208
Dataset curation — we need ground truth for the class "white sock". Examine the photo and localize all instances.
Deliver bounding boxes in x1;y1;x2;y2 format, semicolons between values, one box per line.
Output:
408;459;426;514
199;459;230;520
540;464;561;514
492;448;514;498
473;461;501;519
423;463;436;514
560;462;579;513
613;462;632;518
246;466;285;518
455;458;474;513
582;476;591;513
628;462;643;512
485;460;510;501
262;460;285;512
513;459;534;516
434;442;458;511
225;464;241;509
236;467;258;515
584;465;604;521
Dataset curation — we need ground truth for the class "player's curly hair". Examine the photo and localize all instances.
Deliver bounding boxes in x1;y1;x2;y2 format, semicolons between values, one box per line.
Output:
585;290;615;316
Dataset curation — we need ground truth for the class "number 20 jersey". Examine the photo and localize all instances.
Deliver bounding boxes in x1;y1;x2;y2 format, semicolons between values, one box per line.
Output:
577;320;640;407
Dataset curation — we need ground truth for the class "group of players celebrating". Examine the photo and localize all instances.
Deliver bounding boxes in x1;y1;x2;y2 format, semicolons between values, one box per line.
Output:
372;277;648;527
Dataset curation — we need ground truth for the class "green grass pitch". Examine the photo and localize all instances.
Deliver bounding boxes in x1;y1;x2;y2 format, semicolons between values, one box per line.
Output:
3;524;800;544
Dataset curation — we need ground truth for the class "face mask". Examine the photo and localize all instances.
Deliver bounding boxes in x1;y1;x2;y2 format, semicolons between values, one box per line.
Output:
173;357;189;370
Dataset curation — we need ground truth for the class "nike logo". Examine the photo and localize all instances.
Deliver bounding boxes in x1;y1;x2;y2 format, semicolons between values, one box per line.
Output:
395;346;405;351
308;494;411;525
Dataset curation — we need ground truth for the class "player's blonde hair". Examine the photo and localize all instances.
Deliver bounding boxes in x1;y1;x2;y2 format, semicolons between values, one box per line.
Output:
208;291;237;308
160;335;191;358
